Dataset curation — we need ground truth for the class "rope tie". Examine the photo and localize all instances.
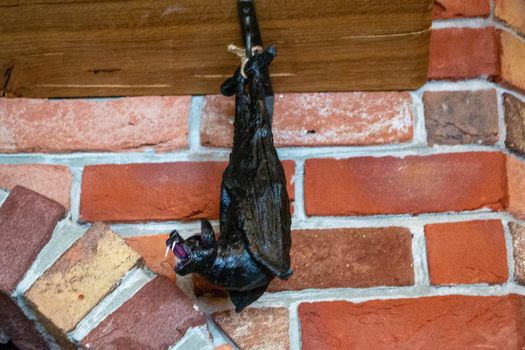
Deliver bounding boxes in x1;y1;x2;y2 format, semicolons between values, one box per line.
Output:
228;44;263;79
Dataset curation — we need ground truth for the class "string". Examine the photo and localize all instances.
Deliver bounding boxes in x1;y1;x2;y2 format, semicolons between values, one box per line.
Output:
227;44;263;79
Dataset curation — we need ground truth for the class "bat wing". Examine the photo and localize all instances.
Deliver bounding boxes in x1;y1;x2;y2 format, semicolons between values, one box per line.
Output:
240;156;292;279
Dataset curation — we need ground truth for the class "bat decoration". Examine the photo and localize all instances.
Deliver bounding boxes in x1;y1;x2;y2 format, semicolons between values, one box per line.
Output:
166;45;292;312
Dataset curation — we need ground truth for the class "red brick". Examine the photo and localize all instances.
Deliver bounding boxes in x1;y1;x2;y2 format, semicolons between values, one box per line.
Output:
0;96;189;153
126;234;177;283
201;92;413;147
213;308;289;350
304;152;507;216
425;220;508;285
0;186;65;293
81;276;205;349
299;295;525;350
498;30;525;93
0;293;49;350
269;228;413;291
428;28;499;80
433;0;490;19
507;156;525;220
0;164;71;208
80;161;294;222
423;90;499;145
495;0;525;36
0;186;65;350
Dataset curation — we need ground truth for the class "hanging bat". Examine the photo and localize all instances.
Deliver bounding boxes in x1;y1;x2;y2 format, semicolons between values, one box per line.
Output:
166;46;292;312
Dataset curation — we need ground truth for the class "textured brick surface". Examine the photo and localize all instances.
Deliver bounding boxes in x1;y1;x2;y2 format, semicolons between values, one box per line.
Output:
504;94;525;156
428;28;499;80
423;90;499;145
510;222;525;285
0;292;49;350
81;161;294;222
0;164;71;208
201;92;413;147
81;276;206;350
499;30;525;93
213;308;289;350
269;228;414;291
507;156;525;220
433;0;490;18
425;220;508;285
299;295;525;350
126;234;177;283
495;0;525;36
304;152;507;216
0;186;65;293
0;96;190;153
25;222;141;344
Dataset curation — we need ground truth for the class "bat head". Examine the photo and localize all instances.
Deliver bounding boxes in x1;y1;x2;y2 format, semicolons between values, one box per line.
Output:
166;229;215;276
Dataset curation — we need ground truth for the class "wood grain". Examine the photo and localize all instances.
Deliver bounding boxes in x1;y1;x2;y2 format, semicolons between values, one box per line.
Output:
0;0;432;97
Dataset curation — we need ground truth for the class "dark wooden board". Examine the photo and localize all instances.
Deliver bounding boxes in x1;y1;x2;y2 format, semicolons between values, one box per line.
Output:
0;0;432;97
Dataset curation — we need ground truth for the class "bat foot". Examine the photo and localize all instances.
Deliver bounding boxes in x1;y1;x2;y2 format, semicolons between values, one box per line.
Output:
228;285;268;313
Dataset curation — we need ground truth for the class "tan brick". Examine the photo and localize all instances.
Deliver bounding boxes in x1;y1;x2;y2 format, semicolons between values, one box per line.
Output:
507;156;525;220
499;30;525;93
0;164;71;209
25;222;141;347
495;0;525;36
509;222;525;285
214;308;289;350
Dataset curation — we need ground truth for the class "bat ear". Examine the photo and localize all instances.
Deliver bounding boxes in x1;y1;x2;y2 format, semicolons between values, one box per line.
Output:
200;219;216;248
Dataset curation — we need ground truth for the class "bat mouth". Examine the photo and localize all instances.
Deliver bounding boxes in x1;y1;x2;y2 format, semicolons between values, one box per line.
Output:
166;231;193;270
171;242;192;269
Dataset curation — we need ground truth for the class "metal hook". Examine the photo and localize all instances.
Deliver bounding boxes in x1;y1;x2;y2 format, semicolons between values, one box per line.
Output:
238;0;262;58
237;0;274;116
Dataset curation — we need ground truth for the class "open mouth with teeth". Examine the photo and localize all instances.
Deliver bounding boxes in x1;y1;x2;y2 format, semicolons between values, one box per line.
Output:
166;231;192;270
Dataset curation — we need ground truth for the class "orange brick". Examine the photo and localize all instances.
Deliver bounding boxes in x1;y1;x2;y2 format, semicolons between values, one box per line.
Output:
425;220;508;285
0;164;71;209
299;295;525;349
304;152;507;216
433;0;490;19
126;234;177;283
269;228;414;291
0;96;189;153
201;92;413;147
80;161;294;222
428;28;499;80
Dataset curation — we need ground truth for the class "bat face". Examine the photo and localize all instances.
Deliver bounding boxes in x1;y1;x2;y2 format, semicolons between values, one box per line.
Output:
166;230;215;276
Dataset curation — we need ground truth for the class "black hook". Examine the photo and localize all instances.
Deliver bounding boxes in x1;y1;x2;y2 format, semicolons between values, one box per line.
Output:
238;0;262;58
237;0;274;116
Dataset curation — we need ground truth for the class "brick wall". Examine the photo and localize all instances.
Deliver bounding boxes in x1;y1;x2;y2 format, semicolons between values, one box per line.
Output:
1;0;525;349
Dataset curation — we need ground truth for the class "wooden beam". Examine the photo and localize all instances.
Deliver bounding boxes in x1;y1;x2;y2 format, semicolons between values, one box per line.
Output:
1;0;432;98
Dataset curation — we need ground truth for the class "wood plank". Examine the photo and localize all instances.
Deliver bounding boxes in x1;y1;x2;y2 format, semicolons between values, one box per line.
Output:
0;0;433;97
